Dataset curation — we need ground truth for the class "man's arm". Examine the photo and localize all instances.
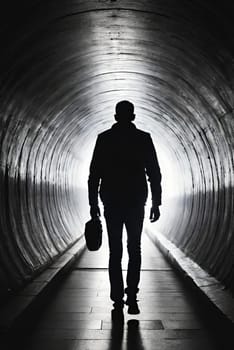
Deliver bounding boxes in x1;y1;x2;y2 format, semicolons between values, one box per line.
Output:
88;135;102;218
145;134;162;222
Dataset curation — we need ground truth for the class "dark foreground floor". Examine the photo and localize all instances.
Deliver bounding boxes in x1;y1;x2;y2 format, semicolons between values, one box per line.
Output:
2;231;234;350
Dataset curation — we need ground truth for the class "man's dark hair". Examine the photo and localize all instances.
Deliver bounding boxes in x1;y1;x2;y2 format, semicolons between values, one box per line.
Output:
115;100;135;122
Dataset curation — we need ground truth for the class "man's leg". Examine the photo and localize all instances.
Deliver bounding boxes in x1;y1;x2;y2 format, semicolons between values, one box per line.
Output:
125;205;144;306
104;206;124;305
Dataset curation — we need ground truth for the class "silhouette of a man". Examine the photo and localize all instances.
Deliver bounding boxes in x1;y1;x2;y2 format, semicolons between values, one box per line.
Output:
88;100;161;314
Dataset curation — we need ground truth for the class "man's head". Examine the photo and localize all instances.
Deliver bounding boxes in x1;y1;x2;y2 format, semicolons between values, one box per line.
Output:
115;100;135;123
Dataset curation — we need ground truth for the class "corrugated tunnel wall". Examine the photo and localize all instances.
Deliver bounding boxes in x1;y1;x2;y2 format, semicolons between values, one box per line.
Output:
0;0;233;299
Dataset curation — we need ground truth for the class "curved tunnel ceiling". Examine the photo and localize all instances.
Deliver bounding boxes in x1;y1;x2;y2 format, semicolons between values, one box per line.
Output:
0;0;234;296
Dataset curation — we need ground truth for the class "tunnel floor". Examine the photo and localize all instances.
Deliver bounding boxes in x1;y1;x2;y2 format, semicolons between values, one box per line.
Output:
8;232;232;350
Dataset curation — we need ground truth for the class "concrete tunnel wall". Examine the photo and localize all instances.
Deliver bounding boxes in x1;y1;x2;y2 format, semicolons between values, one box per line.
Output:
0;0;234;298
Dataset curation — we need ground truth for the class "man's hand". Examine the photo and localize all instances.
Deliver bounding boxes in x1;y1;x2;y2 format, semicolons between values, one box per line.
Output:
150;205;160;222
90;205;101;219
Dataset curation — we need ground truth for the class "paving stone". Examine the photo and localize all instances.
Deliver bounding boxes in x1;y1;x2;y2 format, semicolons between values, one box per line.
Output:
102;320;164;330
23;339;78;350
36;311;200;323
162;319;202;330
35;319;102;330
46;304;92;313
91;305;196;313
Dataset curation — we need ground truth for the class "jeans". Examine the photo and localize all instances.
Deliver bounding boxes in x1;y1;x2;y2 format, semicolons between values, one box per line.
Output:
104;204;145;302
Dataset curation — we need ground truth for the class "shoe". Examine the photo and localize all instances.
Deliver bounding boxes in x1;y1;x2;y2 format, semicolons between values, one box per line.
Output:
127;300;140;314
124;288;140;314
125;296;140;314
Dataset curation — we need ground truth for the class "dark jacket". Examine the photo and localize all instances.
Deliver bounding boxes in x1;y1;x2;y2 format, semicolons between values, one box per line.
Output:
88;122;162;207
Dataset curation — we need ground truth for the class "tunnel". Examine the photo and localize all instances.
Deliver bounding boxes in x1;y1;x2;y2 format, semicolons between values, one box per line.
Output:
0;0;234;305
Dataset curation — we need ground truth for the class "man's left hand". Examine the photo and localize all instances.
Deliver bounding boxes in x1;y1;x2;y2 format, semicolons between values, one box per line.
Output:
150;205;160;222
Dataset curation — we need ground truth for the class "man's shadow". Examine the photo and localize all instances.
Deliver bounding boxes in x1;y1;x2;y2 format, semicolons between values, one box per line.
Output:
108;312;145;350
127;319;145;350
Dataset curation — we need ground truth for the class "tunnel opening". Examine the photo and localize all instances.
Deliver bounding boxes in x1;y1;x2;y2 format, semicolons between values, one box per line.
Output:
0;1;233;300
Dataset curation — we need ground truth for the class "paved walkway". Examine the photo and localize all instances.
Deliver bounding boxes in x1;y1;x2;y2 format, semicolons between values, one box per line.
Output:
20;231;227;349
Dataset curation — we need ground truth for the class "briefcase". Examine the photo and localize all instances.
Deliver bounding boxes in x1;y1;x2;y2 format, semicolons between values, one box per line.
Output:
84;218;102;251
